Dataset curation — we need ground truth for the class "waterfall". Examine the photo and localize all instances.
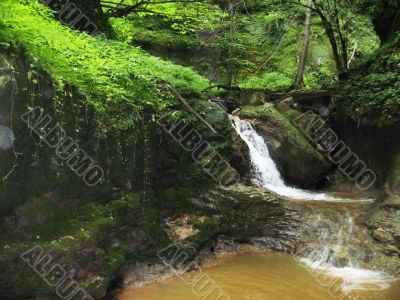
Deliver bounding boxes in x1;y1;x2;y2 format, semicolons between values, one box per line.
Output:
231;116;334;200
300;213;395;294
231;115;395;294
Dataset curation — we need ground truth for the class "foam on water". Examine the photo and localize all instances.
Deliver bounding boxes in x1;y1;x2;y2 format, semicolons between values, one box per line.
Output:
232;115;396;294
231;116;336;200
300;216;395;294
301;257;396;294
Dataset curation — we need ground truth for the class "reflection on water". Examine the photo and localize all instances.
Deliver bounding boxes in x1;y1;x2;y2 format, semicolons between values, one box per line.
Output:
117;252;400;300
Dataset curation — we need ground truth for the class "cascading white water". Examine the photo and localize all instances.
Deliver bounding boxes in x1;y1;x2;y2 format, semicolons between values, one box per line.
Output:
231;115;396;294
300;214;395;294
231;116;334;200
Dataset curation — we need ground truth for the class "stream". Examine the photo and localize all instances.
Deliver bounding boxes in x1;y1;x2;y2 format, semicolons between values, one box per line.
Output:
118;116;399;300
117;252;400;300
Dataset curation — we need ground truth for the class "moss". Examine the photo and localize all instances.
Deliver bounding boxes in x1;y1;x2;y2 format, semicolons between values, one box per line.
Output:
240;72;293;92
240;105;320;155
111;19;198;49
0;191;166;299
240;105;331;186
331;34;400;127
154;186;207;213
186;219;220;249
0;0;210;131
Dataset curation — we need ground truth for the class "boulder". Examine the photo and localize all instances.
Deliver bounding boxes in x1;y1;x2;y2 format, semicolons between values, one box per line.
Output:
239;104;332;187
240;91;266;106
275;97;293;113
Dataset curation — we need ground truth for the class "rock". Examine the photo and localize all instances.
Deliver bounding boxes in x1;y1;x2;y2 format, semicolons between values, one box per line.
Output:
191;185;302;253
239;105;332;187
384;245;400;257
110;239;120;249
75;242;97;256
230;129;251;180
15;198;52;229
117;262;175;288
231;108;241;115
240;91;266;106
275;97;293;113
366;150;400;261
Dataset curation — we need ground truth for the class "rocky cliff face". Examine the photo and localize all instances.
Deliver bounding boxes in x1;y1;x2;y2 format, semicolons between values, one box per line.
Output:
366;152;400;266
0;47;246;300
238;104;332;187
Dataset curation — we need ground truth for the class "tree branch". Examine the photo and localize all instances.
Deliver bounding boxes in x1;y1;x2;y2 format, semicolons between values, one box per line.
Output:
268;0;318;13
105;0;207;17
169;86;217;134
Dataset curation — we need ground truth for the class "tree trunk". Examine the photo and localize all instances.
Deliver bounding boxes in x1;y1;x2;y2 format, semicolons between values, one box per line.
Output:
314;6;344;75
333;2;348;73
43;0;114;37
294;0;313;89
226;0;234;86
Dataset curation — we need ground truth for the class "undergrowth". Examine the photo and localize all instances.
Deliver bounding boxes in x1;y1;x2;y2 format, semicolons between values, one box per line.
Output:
0;0;210;131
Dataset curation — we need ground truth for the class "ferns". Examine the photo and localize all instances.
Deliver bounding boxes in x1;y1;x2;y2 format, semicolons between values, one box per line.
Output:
0;0;209;130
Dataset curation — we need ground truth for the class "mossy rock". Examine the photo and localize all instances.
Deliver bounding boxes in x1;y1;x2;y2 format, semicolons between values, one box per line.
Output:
240;91;267;106
239;104;331;187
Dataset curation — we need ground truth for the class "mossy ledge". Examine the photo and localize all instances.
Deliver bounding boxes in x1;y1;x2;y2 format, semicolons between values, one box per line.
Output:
0;0;211;131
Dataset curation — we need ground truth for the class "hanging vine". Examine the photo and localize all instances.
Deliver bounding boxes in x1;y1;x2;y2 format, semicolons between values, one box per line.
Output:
1;54;22;182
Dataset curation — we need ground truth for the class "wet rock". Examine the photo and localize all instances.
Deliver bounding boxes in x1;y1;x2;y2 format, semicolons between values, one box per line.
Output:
231;108;241;115
230;128;251;179
239;105;331;186
117;262;174;288
366;151;400;265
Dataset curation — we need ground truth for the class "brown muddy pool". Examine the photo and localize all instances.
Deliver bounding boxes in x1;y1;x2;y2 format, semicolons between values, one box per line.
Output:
117;252;400;300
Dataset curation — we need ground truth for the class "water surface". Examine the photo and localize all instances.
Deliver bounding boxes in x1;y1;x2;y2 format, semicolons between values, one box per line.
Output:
118;252;399;300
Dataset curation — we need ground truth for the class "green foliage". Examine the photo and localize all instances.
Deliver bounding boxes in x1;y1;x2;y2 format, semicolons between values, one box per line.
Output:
218;9;299;86
353;0;399;15
142;2;223;34
111;18;197;48
332;35;400;127
0;0;209;132
106;0;224;34
216;4;339;90
107;0;379;91
241;72;292;91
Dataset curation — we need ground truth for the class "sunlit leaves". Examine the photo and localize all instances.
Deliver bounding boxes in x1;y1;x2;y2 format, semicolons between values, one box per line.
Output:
0;0;209;132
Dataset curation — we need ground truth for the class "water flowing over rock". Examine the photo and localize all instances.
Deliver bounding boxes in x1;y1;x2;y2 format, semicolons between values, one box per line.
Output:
229;114;398;294
238;104;332;187
231;115;334;200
